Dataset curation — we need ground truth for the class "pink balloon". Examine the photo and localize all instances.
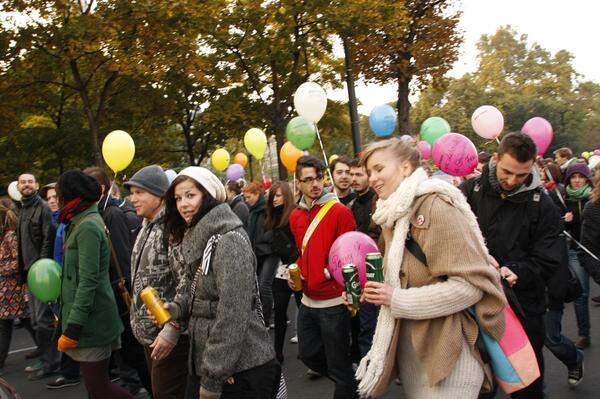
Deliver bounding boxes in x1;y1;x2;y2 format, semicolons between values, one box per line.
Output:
432;133;478;177
594;149;600;156
521;117;553;156
471;105;504;139
328;232;379;288
417;140;431;160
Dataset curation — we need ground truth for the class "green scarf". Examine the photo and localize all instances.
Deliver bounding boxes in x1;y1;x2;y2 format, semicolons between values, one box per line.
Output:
566;184;592;200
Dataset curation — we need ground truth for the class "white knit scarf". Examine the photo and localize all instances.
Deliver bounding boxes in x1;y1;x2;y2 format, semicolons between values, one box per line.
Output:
355;167;492;397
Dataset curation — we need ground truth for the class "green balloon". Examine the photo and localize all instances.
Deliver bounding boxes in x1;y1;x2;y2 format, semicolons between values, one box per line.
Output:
420;116;451;145
27;258;62;303
286;116;316;150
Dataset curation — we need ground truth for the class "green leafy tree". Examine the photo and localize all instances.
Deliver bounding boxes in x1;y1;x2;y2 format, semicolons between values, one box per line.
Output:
353;0;462;135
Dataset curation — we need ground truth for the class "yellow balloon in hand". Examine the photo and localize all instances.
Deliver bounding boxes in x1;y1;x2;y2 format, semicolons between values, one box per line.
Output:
244;128;267;160
102;130;135;173
211;148;230;172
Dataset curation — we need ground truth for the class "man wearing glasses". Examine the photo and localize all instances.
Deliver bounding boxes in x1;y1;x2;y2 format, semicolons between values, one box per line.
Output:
288;156;358;399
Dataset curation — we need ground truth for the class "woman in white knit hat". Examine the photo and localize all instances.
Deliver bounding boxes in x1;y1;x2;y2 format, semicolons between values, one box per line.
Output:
159;167;283;399
349;138;506;398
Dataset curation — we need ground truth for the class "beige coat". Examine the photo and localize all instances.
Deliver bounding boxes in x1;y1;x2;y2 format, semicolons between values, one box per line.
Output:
371;193;506;397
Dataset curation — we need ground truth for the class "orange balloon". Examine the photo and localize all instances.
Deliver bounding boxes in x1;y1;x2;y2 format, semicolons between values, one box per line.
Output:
233;153;248;168
280;142;304;172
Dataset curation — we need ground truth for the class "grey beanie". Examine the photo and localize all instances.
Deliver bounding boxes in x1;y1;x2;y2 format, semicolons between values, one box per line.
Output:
124;165;169;198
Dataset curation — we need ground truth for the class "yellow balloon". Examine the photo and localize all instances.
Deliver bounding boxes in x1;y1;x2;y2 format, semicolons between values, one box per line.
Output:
328;154;339;165
244;128;267;160
211;148;230;172
102;130;135;173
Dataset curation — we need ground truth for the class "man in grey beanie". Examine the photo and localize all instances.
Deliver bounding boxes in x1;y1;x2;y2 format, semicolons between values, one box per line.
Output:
125;165;190;399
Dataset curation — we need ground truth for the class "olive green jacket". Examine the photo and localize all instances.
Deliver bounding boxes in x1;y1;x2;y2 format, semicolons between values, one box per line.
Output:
61;205;123;348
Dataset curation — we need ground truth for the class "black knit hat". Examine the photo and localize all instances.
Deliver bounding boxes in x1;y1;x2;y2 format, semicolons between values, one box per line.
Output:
57;170;101;203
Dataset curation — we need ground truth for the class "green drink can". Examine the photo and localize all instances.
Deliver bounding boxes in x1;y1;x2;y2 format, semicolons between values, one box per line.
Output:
366;252;384;283
342;264;361;312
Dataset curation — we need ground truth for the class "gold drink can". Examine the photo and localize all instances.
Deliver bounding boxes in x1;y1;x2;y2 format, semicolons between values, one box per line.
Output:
288;264;303;292
140;287;171;325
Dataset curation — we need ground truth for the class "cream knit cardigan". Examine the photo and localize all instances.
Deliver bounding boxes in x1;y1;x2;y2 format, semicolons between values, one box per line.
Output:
356;167;494;397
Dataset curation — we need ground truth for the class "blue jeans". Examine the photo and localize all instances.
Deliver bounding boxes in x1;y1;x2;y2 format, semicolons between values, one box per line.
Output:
358;303;379;358
544;307;582;369
570;249;590;338
298;304;358;399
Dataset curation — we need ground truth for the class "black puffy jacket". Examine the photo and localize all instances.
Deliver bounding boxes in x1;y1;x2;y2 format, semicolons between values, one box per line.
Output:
460;165;562;316
579;200;600;284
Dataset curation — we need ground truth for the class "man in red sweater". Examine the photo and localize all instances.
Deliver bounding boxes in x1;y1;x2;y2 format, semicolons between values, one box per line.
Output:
288;155;358;399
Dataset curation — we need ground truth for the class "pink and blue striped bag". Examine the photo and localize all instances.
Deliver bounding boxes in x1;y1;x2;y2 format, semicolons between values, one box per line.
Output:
471;303;540;394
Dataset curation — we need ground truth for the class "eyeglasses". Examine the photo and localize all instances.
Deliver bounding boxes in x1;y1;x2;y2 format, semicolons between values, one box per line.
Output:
299;175;324;184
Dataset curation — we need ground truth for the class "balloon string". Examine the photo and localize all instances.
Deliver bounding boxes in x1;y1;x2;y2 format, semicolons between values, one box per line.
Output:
103;171;117;210
315;125;339;200
496;137;501;145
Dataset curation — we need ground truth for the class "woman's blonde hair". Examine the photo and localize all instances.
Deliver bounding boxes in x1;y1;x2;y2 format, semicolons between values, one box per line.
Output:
360;137;421;169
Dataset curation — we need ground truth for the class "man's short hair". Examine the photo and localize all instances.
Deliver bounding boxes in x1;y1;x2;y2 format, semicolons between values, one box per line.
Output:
478;151;492;164
498;132;537;163
348;158;363;169
83;166;111;192
295;155;326;179
553;147;573;159
329;156;351;174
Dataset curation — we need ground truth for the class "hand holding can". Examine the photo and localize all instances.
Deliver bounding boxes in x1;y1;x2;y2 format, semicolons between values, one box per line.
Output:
140;287;172;326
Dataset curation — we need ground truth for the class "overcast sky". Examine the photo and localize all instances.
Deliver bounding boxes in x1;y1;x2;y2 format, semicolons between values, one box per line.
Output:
330;0;600;115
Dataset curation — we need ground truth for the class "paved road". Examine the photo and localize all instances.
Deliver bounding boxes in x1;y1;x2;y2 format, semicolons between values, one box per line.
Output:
3;284;600;398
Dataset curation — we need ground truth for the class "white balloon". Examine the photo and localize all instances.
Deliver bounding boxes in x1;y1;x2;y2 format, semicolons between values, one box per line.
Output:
8;181;22;202
293;82;327;124
588;155;600;170
471;105;504;139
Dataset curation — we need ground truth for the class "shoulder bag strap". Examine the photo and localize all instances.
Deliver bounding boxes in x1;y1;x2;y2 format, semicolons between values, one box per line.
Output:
301;199;338;255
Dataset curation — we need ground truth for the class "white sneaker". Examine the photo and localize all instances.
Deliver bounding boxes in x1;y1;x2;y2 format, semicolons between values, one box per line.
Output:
289;335;298;344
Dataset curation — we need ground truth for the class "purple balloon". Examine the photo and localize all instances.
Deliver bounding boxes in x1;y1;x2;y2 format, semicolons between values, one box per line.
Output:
432;133;478;177
522;117;553;156
328;232;379;288
417;140;431;160
226;164;244;181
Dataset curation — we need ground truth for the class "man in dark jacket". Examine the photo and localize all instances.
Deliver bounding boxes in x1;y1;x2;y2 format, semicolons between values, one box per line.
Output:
16;173;60;380
83;167;150;396
460;133;562;398
330;156;357;206
349;159;381;360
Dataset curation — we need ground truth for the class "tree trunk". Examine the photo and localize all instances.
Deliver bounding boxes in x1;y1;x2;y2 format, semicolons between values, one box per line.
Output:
181;124;196;165
274;113;288;181
69;59;110;166
396;74;411;136
343;37;361;155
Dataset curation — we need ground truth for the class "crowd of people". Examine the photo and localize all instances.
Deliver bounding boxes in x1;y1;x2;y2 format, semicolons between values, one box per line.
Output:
0;131;599;398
